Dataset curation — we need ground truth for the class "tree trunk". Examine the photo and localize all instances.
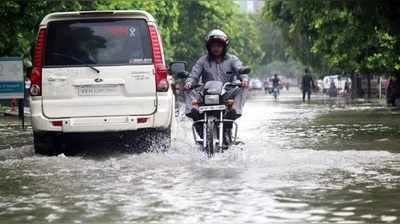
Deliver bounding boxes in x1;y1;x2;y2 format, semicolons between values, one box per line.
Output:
357;74;364;97
367;73;372;99
351;73;363;98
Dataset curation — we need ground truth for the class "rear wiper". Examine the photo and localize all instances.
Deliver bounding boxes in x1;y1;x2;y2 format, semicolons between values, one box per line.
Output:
48;52;100;73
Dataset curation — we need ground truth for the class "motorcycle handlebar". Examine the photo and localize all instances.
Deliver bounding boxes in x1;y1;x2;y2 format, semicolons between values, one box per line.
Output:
187;81;242;90
224;80;242;88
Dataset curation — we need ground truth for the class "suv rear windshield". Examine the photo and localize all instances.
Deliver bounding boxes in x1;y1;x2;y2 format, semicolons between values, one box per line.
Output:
44;19;152;66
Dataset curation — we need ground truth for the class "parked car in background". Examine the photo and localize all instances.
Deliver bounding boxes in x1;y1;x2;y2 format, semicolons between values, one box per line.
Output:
29;10;175;155
316;79;324;93
322;75;351;95
249;78;264;91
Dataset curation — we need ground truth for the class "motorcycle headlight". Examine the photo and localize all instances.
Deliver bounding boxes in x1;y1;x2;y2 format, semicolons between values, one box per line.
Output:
204;95;220;105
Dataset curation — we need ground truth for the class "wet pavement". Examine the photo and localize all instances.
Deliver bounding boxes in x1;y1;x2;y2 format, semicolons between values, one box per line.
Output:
1;90;400;223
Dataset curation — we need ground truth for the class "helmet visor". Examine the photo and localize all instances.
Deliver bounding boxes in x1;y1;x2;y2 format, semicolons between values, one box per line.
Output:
208;35;228;46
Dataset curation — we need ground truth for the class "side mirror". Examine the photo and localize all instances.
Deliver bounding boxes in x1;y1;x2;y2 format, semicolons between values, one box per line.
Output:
239;66;251;75
169;61;188;79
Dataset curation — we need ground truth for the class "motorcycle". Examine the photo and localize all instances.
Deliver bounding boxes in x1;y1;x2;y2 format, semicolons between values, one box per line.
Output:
190;80;244;156
169;62;249;157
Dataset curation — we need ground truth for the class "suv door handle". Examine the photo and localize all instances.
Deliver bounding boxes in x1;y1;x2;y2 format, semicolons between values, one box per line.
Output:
48;76;67;81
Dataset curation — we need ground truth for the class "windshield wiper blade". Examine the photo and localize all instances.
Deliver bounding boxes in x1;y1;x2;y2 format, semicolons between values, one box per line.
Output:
48;52;100;73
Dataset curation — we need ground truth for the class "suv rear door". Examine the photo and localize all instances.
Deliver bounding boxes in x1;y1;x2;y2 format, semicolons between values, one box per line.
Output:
42;18;156;118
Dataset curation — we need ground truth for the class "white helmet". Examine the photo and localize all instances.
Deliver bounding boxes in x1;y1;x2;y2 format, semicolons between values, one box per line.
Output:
206;29;230;53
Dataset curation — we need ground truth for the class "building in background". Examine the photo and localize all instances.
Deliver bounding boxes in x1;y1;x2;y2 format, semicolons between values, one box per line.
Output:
234;0;264;13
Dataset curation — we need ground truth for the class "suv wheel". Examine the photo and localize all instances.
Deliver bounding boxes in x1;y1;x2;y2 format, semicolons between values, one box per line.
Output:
154;128;171;152
125;128;171;153
33;132;63;156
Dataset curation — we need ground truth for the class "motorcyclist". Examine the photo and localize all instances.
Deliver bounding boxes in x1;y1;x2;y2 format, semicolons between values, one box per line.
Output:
271;74;280;92
184;29;249;143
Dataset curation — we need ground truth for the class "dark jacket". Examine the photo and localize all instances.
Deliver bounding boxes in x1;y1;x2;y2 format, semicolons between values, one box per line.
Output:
302;74;314;90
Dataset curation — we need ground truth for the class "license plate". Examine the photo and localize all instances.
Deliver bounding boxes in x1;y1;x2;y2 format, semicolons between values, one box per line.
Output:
78;85;119;96
199;105;226;113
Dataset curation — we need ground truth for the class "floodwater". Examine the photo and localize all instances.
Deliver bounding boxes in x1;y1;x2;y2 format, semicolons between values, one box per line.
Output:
1;90;400;224
0;116;32;151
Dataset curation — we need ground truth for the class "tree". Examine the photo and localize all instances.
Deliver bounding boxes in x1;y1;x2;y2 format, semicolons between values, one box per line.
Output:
255;18;288;65
0;0;263;74
0;0;96;59
262;0;400;75
172;0;263;68
96;0;180;59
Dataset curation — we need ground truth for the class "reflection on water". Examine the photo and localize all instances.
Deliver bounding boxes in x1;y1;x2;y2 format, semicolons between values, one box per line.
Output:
0;117;32;150
0;93;400;223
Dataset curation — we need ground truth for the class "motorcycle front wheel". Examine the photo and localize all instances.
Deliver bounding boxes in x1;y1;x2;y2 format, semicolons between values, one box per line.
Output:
205;119;218;157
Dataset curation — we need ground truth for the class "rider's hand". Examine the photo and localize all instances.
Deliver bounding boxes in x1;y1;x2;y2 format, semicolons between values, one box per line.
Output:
184;81;193;90
241;80;249;88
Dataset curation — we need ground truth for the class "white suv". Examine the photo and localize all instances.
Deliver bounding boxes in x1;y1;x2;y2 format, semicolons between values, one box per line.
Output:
29;11;175;155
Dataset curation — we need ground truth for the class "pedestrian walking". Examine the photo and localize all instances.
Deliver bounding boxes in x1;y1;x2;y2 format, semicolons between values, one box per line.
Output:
301;68;315;102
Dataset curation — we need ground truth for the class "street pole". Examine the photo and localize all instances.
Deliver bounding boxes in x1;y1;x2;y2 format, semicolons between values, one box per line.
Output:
20;72;27;130
18;98;24;130
378;76;382;99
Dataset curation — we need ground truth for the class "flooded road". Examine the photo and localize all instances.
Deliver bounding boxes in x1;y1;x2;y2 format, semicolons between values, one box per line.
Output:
1;91;400;223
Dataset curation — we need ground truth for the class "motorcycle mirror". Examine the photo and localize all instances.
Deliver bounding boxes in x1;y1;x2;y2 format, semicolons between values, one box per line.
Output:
169;61;188;79
239;66;251;75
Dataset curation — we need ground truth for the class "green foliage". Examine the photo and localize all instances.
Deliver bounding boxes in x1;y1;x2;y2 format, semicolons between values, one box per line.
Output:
255;18;288;64
262;0;400;75
230;14;264;68
0;0;263;71
0;0;95;58
96;0;179;59
172;0;263;68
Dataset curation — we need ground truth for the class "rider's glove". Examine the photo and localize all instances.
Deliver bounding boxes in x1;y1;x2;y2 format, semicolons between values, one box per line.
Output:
184;81;193;90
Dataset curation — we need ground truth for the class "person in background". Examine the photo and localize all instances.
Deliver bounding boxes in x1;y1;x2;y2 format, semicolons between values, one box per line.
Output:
344;80;351;96
264;76;271;94
328;80;338;97
271;74;280;90
270;74;281;97
387;73;400;107
301;68;315;102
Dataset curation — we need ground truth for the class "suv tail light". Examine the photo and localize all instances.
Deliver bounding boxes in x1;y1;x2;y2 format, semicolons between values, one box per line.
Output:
148;24;169;92
30;28;46;96
51;120;63;127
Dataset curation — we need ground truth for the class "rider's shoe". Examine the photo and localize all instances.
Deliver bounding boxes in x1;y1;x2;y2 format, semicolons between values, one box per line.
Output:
224;109;241;120
195;123;203;139
186;108;201;120
186;108;204;141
